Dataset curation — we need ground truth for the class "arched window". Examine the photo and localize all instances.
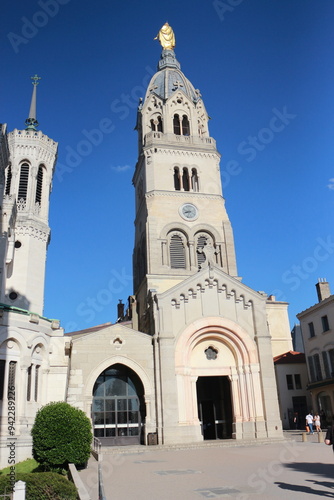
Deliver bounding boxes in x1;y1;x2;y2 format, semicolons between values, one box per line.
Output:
170;233;186;269
182;168;190;191
182;115;190;136
173;114;181;135
151;116;163;133
174;167;181;190
191;168;199;192
18;163;29;201
35;165;44;204
5;166;12;195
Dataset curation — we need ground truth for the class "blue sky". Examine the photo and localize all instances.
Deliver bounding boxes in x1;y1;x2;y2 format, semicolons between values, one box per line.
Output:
1;0;333;333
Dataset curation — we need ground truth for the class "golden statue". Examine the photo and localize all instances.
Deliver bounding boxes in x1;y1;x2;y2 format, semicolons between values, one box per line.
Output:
154;23;176;50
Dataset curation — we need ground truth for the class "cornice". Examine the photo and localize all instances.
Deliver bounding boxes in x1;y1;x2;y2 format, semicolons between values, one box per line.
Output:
16;223;50;242
145;190;224;201
143;147;219;160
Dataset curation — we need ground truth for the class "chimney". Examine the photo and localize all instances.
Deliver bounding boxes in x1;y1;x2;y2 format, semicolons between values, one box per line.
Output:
117;299;124;322
316;279;331;302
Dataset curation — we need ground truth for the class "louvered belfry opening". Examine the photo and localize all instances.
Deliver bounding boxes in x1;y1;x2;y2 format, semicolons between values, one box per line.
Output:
18;163;29;201
5;166;12;195
35;166;44;204
170;234;186;269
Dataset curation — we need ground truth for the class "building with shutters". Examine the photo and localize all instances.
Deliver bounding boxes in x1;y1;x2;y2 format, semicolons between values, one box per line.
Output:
297;280;334;428
0;25;293;465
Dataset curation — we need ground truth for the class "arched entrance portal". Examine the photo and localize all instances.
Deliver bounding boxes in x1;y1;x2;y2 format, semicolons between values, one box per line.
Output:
196;376;232;440
92;364;146;446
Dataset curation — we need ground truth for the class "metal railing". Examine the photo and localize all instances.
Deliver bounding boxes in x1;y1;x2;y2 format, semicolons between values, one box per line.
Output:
93;436;102;456
98;463;106;500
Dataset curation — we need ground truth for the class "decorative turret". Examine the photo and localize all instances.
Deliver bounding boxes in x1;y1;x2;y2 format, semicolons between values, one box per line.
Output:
2;76;58;315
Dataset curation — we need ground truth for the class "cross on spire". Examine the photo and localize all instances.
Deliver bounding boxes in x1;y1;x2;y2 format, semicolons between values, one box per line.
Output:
172;80;184;90
31;74;41;86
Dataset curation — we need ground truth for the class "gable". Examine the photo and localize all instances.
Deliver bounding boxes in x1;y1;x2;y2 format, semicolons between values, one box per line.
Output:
154;265;267;340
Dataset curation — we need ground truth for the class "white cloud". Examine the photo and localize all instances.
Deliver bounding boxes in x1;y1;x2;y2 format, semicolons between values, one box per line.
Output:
110;165;131;173
328;178;334;190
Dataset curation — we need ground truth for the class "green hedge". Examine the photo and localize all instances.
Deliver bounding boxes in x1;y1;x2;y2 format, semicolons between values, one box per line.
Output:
31;401;92;470
0;472;77;500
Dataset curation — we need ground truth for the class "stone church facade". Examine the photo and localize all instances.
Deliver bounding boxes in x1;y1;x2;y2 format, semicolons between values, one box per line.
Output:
0;29;292;466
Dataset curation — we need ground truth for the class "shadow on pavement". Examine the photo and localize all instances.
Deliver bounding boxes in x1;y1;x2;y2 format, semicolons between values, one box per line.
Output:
275;481;334;497
283;461;334;478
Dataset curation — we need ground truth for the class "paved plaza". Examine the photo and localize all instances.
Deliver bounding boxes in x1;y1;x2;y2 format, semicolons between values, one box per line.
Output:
79;433;334;499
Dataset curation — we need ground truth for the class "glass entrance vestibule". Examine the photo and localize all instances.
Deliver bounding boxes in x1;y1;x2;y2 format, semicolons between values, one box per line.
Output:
92;364;146;445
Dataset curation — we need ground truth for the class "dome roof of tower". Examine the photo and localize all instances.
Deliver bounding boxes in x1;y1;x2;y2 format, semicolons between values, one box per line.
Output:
144;50;200;103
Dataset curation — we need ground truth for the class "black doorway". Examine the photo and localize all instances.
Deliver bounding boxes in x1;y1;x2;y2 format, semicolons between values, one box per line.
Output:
196;376;232;440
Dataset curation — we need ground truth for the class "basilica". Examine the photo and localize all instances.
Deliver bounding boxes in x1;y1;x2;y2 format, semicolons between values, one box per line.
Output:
0;24;293;466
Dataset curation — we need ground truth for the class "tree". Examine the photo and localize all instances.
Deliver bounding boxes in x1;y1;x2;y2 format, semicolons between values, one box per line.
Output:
31;402;92;470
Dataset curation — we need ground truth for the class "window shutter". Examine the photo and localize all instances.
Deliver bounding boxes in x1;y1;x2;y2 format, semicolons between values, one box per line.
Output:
170;234;185;269
5;166;12;195
35;166;44;204
18;164;29;201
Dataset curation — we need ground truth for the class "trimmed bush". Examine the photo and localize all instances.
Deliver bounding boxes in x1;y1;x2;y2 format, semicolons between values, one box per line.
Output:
0;472;77;500
31;401;92;470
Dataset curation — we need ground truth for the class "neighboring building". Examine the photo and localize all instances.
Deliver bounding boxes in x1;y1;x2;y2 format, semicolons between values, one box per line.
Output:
291;324;304;353
0;25;294;465
274;351;311;430
297;279;334;428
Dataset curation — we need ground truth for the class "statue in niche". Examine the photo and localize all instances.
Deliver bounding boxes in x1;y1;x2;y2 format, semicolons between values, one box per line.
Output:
198;240;219;268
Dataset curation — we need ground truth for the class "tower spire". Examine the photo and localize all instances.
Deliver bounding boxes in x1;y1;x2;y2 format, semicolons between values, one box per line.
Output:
25;74;41;131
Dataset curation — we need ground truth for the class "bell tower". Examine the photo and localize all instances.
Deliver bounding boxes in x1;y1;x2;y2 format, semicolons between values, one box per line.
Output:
133;24;238;327
2;75;58;315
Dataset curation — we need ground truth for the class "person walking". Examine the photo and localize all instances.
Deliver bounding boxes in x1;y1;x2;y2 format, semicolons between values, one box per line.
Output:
306;412;314;434
325;417;334;449
314;413;321;432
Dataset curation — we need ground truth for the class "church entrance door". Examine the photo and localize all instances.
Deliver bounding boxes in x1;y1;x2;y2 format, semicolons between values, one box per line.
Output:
92;364;145;446
196;376;232;440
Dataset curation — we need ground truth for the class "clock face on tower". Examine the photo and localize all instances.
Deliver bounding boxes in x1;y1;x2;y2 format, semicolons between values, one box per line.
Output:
180;203;198;221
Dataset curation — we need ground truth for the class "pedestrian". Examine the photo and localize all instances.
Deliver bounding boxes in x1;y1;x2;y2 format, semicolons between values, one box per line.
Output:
293;412;298;430
325;416;334;449
306;412;314;434
314;413;321;432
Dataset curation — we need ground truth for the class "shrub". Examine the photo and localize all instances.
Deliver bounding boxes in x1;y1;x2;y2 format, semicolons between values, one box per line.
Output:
31;401;92;470
0;472;77;500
